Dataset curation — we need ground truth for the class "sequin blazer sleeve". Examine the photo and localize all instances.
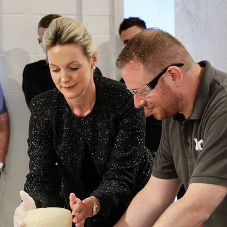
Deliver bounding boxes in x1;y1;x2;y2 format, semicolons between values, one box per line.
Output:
90;78;153;221
24;91;63;208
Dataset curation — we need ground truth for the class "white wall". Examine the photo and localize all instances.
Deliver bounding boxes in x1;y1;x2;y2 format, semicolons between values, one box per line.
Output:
124;0;175;36
175;0;227;72
0;1;123;226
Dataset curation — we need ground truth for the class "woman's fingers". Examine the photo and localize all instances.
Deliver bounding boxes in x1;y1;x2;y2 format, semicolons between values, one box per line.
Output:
20;191;36;210
70;193;87;226
70;193;77;210
75;218;85;227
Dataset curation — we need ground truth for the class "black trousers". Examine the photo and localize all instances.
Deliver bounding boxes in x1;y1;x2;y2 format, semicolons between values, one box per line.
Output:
177;184;186;199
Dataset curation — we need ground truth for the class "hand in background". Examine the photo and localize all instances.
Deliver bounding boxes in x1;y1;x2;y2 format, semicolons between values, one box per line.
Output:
14;191;36;227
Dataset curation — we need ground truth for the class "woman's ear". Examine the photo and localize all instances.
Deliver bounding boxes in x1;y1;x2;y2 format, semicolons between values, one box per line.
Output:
91;51;98;69
167;66;183;87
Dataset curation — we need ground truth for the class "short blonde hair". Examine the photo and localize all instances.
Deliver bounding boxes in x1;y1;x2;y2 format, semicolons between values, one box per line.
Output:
43;17;96;60
116;28;195;76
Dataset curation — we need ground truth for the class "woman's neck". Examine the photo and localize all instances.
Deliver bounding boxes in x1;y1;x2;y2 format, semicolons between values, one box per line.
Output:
66;79;96;118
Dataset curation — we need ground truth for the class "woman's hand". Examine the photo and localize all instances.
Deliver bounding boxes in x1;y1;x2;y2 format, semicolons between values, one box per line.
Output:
13;191;36;227
70;193;90;227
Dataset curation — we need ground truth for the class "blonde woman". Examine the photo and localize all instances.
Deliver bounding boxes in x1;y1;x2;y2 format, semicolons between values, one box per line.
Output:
14;17;152;227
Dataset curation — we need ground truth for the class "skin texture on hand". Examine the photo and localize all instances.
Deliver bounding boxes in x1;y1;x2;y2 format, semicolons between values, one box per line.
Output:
14;191;36;227
70;193;90;227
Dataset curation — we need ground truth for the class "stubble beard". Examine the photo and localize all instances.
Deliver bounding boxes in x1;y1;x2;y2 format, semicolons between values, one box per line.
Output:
153;82;183;121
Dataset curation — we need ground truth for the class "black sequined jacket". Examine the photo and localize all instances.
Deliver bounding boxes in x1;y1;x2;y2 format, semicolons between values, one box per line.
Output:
24;76;153;221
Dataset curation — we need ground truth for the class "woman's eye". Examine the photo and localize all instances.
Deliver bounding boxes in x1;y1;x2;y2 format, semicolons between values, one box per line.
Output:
70;68;78;71
52;69;60;73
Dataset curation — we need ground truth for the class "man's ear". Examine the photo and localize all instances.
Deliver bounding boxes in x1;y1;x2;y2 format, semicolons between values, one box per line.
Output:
167;66;183;87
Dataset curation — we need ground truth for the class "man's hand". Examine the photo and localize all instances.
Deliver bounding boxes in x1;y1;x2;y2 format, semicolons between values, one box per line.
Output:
13;191;36;227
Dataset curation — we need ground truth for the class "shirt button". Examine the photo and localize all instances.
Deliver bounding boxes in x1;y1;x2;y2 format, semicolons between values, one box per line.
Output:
186;142;190;147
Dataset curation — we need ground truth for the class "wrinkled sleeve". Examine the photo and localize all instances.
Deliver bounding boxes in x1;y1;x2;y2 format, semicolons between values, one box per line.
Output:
191;99;227;186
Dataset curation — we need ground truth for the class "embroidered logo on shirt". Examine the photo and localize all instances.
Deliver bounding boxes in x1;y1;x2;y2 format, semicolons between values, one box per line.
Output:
194;138;204;151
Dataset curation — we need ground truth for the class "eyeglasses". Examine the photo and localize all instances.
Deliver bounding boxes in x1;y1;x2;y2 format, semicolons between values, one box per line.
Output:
128;63;184;97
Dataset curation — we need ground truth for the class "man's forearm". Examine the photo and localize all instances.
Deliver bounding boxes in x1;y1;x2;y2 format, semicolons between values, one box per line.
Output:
0;112;10;162
114;176;180;227
153;183;227;227
153;197;205;227
115;189;165;227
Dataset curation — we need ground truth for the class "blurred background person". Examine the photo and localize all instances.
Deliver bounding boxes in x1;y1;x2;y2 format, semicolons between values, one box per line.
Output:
0;84;10;175
119;17;146;47
22;14;61;109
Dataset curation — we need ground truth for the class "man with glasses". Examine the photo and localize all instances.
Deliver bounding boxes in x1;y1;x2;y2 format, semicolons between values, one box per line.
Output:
114;28;227;227
0;84;10;176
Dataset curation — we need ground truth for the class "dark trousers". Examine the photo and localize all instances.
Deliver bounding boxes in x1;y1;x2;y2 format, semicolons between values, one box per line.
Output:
177;184;186;199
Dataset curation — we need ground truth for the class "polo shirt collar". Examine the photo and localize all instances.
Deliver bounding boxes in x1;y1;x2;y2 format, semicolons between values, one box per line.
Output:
189;60;216;120
174;61;215;121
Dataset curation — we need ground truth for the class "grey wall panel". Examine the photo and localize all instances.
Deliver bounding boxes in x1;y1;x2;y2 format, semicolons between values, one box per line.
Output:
175;0;227;72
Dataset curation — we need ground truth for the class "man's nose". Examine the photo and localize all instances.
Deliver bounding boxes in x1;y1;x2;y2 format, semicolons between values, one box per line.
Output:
134;95;146;108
